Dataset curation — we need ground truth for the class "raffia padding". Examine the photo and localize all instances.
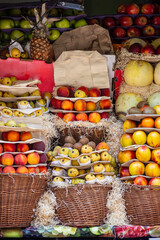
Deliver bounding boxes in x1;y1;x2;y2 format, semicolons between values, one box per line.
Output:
114;48;160;71
124;184;160;226
0;174;48;228
119;81;160;100
52;184;111;227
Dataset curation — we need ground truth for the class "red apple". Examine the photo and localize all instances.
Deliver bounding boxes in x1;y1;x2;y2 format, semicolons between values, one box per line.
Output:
101;88;110;97
134;16;148;26
56;112;64;119
68;86;74;97
100;112;109;119
88;18;99;25
119;167;130;178
119;16;133;27
141;45;155;54
113;27;126;38
127;27;140;37
149;177;160;186
152;16;160;25
126;4;140;15
129;43;142;53
117;4;127;14
141;3;155;14
133;176;148;186
156;46;160;54
103;17;115;28
142;26;155;36
50;98;62;109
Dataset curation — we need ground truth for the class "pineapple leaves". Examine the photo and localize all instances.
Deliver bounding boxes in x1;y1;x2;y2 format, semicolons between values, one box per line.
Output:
47;18;60;24
34;8;40;25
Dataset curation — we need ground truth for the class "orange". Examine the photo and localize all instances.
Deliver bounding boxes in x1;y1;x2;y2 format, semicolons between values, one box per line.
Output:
141;117;155;128
155;117;160;129
123;119;137;131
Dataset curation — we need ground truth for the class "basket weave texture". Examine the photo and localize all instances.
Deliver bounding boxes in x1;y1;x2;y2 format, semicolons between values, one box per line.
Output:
124;185;160;226
0;174;48;228
52;184;111;227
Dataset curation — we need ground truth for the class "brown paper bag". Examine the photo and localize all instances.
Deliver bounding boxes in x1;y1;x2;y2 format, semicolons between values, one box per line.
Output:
52;24;113;60
53;50;109;89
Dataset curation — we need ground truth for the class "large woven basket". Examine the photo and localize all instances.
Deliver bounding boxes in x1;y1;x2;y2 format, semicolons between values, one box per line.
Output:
124;184;160;226
52;184;111;227
0;174;48;228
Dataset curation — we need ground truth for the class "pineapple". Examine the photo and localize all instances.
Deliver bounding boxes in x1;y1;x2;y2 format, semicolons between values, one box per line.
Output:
29;3;58;61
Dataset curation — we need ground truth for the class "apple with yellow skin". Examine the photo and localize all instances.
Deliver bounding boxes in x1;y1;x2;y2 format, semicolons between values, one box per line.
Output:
154;105;160;114
68;168;79;177
60;158;71;166
1;77;12;86
71;178;85;184
0;121;5;126
3;92;15;98
29;101;35;108
79;169;86;175
6;120;16;127
17;123;27;127
0;91;2;97
0;101;6;107
52;166;64;176
85;174;96;181
10;76;17;83
30;89;41;96
2;108;13;117
18;100;30;109
79;155;90;164
93;163;104;173
14;110;24;117
149;177;160;186
72;160;79;166
68;149;79;158
43;92;52;101
100;151;110;161
35;109;43;117
104;163;114;172
96;174;105;180
74;90;87;98
145;162;160;177
36;99;46;107
81;145;93;154
59;147;69;156
53;176;64;182
136;146;151;162
42;107;48;113
90;153;100;162
10;48;21;58
21;92;29;97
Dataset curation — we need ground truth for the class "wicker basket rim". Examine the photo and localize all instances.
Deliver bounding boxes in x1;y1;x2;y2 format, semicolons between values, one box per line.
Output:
123;183;160;190
52;184;112;190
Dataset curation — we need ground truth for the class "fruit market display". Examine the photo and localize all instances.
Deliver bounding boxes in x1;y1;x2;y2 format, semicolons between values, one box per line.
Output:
48;135;116;185
50;86;111;123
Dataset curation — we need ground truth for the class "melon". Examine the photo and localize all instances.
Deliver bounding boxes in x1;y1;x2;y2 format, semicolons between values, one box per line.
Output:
154;62;160;85
124;60;153;87
148;92;160;107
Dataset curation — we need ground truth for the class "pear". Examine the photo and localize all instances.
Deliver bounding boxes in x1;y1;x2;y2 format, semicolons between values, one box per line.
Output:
43;92;52;100
42;106;48;113
1;77;12;86
0;91;3;97
10;76;17;84
3;92;15;98
6;120;16;127
29;101;35;108
17;123;27;127
14;110;24;117
71;178;85;185
0;101;6;107
2;108;13;117
0;121;5;126
6;102;14;108
36;98;46;107
30;90;41;96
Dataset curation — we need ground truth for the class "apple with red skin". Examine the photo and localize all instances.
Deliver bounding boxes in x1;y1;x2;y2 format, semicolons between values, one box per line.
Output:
100;112;109;119
117;4;127;14
68;86;74;97
101;88;110;97
113;27;126;38
119;16;133;27
141;45;155;55
149;177;160;186
134;16;147;26
103;17;115;28
50;98;62;109
141;3;155;14
56;112;64;119
142;26;155;36
152;16;160;25
127;27;140;37
120;167;130;178
129;43;142;53
126;4;140;15
88;18;99;25
133;176;148;186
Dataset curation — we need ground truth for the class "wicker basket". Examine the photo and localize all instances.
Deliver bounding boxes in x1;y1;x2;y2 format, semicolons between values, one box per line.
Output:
0;174;48;228
124;184;160;226
52;184;111;227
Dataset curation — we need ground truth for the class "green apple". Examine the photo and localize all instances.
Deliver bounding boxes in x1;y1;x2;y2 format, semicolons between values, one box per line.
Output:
70;19;76;28
8;8;22;16
14;20;20;27
49;29;60;41
10;30;24;42
55;19;70;28
3;32;10;41
74;19;87;28
20;19;31;29
0;19;14;29
49;8;59;17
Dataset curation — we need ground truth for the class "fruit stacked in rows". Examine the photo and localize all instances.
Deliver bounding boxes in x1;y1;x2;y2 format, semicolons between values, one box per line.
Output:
0;130;47;174
118;116;160;186
48;136;116;185
50;86;111;123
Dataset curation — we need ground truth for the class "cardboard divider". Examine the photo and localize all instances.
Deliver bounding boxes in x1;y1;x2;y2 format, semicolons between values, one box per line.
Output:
0;86;39;96
0;138;42;144
120;175;159;181
121;159;159;167
0;96;41;102
0;150;44;156
53;96;110;103
126;114;160;121
49;108;112;113
121;144;159;151
125;127;160;134
0;163;47;167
